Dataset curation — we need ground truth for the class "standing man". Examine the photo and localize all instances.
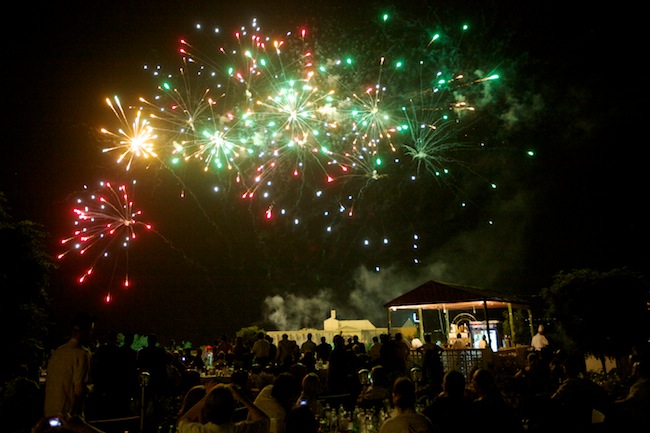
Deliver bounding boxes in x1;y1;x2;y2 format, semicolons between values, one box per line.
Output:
531;324;551;364
300;333;317;355
44;312;96;418
531;325;549;352
251;332;271;367
137;334;168;393
369;336;382;363
315;336;332;363
276;334;293;369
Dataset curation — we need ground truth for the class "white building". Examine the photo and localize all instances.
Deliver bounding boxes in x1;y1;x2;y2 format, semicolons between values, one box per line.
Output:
267;310;387;350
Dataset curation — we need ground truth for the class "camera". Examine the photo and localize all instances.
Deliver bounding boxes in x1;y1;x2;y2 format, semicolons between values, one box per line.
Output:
48;417;62;427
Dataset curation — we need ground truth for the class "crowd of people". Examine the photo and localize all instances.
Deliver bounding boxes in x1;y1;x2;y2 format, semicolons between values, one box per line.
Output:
2;312;649;433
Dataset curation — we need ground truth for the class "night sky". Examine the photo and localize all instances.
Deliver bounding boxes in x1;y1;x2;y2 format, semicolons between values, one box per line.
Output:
4;0;646;345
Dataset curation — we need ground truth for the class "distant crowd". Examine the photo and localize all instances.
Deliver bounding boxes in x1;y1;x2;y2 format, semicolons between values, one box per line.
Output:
1;313;648;433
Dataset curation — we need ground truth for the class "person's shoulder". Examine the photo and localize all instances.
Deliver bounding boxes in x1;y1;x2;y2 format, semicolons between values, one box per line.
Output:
407;411;433;423
178;419;222;433
234;417;270;433
63;339;92;355
255;384;274;398
630;377;650;392
49;340;70;356
382;411;433;431
118;346;136;355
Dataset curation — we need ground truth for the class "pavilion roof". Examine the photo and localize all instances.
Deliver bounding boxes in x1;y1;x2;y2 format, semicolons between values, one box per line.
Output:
383;280;530;311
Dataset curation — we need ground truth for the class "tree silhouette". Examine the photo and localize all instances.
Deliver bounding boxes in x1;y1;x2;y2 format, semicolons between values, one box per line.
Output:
541;268;649;373
0;193;54;383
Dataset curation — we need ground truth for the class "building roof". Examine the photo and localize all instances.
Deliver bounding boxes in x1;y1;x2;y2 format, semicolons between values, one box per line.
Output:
324;310;376;331
383;280;530;311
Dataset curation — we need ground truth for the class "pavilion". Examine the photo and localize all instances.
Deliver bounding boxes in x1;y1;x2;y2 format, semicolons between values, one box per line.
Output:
384;280;534;349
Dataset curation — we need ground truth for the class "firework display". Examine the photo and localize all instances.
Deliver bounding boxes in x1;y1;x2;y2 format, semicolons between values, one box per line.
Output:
58;181;152;302
60;11;512;300
141;18;498;215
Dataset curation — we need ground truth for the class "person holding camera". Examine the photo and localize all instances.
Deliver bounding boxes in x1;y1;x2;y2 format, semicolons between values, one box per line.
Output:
177;382;269;433
31;413;105;433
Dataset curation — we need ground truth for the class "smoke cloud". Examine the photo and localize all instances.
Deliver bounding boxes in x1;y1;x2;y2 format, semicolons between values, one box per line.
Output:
262;259;454;330
262;289;334;330
262;189;532;331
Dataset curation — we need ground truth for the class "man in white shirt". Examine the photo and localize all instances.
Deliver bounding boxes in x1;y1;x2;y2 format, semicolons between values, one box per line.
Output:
44;312;95;418
379;377;433;433
251;332;271;367
531;325;549;352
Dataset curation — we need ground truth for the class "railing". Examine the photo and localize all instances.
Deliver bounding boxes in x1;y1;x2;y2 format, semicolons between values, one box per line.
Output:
408;346;529;380
441;349;485;377
89;416;140;433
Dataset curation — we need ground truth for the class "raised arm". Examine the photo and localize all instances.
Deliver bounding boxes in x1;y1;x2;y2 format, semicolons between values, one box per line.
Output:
229;384;269;423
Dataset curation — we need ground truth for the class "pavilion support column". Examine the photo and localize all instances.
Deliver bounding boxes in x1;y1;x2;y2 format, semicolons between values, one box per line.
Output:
507;303;516;345
527;308;535;342
444;309;450;343
483;300;491;348
387;308;393;335
418;308;425;340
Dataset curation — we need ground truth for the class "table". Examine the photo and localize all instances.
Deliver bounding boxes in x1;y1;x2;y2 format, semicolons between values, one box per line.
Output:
199;373;232;384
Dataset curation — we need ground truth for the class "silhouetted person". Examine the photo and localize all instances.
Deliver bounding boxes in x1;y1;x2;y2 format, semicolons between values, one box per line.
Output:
351;335;366;353
549;353;610;432
231;336;248;368
420;334;444;397
300;350;316;373
137;334;167;393
93;330;135;418
369;336;382;363
379;333;402;383
424;370;472;430
513;351;552;427
294;372;323;417
607;342;650;429
300;333;317;355
118;332;139;400
286;405;318;433
189;348;205;371
137;334;168;433
213;335;232;362
277;334;295;371
471;368;523;433
357;365;390;410
0;363;43;433
315;336;332;363
379;376;433;433
267;335;278;365
327;334;354;395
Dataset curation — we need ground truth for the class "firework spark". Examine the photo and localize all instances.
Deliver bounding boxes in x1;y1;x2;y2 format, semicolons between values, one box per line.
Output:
101;96;159;171
98;17;504;243
58;180;152;301
69;13;513;296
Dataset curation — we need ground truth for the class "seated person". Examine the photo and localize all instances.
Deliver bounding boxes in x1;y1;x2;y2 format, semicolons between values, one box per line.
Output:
177;383;269;433
358;365;390;409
